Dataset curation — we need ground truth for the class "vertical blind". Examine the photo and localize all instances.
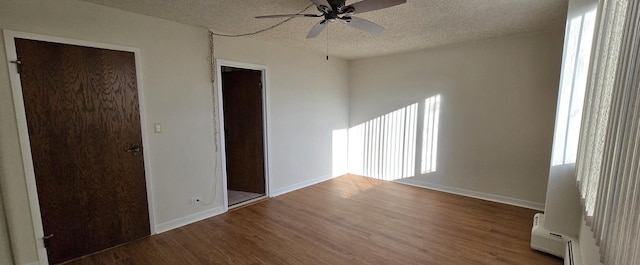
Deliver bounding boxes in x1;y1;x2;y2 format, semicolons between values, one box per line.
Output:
574;0;640;264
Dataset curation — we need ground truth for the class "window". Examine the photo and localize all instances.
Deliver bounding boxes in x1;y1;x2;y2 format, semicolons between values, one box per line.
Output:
551;8;597;166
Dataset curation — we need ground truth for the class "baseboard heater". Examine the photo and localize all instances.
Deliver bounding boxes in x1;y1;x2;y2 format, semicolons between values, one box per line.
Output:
530;213;582;264
564;240;582;265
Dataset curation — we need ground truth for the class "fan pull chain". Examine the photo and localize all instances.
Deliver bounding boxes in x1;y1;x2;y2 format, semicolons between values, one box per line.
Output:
326;23;329;61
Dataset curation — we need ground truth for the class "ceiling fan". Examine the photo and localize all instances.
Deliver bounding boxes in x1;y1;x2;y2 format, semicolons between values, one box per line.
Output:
256;0;407;38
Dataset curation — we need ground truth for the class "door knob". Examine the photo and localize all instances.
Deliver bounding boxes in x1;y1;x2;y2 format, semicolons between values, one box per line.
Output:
126;143;142;153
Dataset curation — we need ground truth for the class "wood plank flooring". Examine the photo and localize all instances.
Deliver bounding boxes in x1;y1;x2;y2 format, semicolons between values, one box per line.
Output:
65;174;561;265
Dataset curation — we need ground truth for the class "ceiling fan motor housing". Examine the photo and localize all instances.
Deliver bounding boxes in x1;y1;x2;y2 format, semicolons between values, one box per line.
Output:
327;0;347;11
320;0;355;16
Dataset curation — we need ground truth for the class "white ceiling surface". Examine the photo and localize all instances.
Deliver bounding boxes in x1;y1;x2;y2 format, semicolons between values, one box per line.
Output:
80;0;568;59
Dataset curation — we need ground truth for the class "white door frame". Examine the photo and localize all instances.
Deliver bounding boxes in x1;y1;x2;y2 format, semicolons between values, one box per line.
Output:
3;30;157;265
215;59;270;211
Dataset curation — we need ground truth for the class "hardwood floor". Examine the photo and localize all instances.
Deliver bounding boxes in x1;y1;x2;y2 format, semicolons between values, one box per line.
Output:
65;174;561;265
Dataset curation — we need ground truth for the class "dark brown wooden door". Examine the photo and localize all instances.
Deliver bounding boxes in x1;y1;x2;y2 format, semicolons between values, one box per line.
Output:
222;70;266;194
15;39;150;264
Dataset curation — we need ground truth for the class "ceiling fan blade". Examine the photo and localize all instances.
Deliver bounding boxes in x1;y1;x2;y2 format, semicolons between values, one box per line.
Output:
256;14;321;19
342;17;384;34
307;20;328;38
348;0;406;14
309;0;333;10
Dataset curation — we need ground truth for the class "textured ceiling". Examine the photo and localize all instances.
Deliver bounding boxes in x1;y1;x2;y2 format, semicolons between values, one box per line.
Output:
80;0;568;59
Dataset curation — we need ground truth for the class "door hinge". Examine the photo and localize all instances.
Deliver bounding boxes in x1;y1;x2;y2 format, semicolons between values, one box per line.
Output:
259;82;263;90
10;60;22;74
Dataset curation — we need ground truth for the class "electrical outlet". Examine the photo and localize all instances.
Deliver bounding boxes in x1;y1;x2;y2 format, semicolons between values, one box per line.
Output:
190;197;201;205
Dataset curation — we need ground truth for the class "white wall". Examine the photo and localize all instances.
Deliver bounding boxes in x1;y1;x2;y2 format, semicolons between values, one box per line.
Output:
0;0;349;264
579;216;603;265
544;164;582;236
210;36;350;194
349;30;564;209
0;192;12;264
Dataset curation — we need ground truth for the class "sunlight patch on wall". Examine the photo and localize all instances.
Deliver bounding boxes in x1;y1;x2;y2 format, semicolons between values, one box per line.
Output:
332;129;349;177
348;94;442;181
421;95;441;174
348;103;418;180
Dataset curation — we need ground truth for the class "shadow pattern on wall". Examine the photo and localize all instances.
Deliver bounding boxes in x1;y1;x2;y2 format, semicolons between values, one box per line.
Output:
348;94;441;181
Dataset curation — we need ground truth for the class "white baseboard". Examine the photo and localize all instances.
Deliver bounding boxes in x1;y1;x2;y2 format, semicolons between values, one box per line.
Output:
271;174;335;197
155;205;225;234
22;207;226;265
395;178;545;211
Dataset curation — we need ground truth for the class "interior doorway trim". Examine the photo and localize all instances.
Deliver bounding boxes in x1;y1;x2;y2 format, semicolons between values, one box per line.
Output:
215;59;270;212
3;30;156;265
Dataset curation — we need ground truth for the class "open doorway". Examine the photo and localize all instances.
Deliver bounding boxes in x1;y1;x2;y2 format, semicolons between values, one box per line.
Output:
217;62;268;209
